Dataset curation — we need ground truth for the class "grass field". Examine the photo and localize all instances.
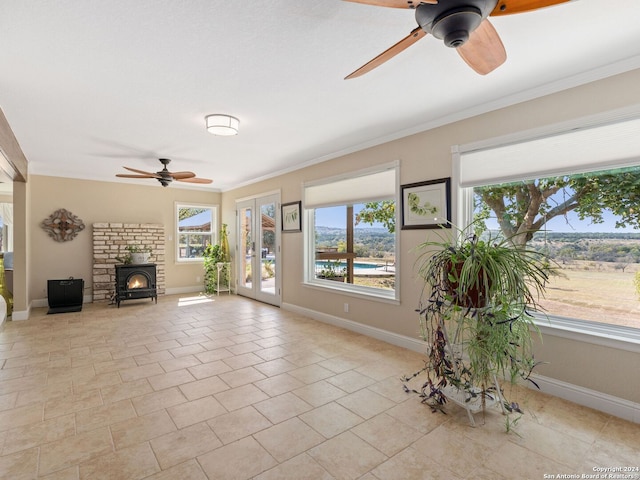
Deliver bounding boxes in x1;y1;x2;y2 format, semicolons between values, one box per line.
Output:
354;260;640;330
538;263;640;329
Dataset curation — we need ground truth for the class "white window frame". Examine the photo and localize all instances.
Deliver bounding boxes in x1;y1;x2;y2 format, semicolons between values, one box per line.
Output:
453;106;640;351
303;162;400;303
175;202;218;264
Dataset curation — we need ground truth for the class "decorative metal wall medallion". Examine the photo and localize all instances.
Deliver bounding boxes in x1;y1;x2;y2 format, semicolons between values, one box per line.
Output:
41;208;85;242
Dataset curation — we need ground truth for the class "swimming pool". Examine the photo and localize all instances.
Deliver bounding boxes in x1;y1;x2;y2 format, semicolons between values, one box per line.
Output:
315;261;381;270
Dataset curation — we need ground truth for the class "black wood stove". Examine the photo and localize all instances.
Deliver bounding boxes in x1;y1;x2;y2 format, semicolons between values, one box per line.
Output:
114;264;157;307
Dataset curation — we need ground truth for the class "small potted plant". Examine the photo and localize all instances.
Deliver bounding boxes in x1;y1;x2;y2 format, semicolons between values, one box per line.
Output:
404;221;552;426
126;244;152;264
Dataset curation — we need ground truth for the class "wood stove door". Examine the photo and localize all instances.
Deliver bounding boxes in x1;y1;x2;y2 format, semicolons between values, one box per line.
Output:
236;193;280;306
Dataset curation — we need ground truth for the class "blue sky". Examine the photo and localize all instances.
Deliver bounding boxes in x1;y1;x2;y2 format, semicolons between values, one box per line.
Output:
484;209;639;233
315;205;386;229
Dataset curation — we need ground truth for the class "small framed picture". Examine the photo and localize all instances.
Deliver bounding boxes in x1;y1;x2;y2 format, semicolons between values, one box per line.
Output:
401;177;451;229
281;201;302;232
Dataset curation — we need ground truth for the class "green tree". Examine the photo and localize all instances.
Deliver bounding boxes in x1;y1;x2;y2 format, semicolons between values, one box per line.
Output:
179;207;206;221
263;230;275;253
476;168;640;246
355;201;396;233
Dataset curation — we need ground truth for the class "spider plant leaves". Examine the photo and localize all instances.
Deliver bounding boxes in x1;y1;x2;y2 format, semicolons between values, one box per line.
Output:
409;221;553;426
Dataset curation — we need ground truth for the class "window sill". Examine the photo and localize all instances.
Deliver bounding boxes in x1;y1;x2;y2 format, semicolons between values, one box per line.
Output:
302;280;399;305
534;314;640;353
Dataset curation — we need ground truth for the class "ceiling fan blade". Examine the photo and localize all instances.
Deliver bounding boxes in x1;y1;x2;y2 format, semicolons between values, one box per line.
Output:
491;0;572;16
169;171;196;180
117;159;209;186
116;174;157;179
456;20;506;75
123;166;162;178
343;0;436;8
345;26;427;79
177;177;213;184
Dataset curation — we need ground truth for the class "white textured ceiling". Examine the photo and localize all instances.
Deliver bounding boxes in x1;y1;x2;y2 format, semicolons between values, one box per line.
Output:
2;0;640;191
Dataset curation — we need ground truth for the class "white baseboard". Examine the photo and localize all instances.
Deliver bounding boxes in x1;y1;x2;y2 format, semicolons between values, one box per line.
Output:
281;303;426;353
165;286;204;295
30;298;48;309
10;309;30;321
282;302;639;424
17;294;94;320
529;374;640;424
25;289;204;317
29;294;94;311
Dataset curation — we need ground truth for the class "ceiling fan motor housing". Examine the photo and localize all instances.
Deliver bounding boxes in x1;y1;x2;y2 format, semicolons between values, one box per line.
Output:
416;0;498;47
157;158;173;187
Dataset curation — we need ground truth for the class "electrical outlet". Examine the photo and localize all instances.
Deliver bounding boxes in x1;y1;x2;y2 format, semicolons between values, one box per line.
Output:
343;303;349;313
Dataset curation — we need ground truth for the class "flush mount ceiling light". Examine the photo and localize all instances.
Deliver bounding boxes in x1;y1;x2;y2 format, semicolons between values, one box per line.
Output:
205;114;239;136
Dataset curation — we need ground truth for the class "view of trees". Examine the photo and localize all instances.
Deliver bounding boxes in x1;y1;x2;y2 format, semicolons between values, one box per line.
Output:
356;201;396;233
475;167;640;246
315;226;394;259
178;207;206;221
528;231;640;265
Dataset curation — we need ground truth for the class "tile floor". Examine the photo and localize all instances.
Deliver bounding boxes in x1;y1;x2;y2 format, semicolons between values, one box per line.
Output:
0;294;638;479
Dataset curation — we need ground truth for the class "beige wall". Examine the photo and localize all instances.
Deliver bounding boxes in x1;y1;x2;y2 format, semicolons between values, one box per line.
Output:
222;69;640;404
27;176;220;303
5;68;640;406
533;335;640;402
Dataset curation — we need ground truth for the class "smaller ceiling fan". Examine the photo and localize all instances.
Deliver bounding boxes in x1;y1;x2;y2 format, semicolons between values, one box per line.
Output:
344;0;573;78
116;158;213;187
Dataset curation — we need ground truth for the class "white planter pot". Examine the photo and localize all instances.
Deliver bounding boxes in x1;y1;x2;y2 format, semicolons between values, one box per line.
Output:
130;252;150;264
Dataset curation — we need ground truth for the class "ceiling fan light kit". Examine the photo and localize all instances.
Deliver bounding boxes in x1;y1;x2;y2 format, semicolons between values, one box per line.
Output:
344;0;572;78
206;114;240;136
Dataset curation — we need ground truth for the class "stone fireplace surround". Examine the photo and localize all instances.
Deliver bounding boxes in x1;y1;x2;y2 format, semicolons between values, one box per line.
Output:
92;223;165;302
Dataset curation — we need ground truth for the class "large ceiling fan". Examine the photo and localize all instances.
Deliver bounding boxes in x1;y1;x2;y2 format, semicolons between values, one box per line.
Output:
344;0;573;78
116;158;213;187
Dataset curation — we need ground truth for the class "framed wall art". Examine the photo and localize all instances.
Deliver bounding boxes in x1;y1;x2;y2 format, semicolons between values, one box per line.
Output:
401;177;451;229
281;201;302;232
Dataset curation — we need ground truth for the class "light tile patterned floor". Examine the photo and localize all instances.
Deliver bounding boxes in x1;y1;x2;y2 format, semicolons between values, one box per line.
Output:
0;294;638;479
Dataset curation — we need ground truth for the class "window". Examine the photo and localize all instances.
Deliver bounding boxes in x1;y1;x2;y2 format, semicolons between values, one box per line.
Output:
457;115;640;336
472;166;640;330
304;164;398;300
176;203;217;262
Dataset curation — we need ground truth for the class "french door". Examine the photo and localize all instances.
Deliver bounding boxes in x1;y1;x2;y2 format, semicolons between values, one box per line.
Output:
235;193;281;306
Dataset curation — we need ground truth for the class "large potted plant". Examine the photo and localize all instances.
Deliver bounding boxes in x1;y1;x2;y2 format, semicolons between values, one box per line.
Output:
404;222;552;426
